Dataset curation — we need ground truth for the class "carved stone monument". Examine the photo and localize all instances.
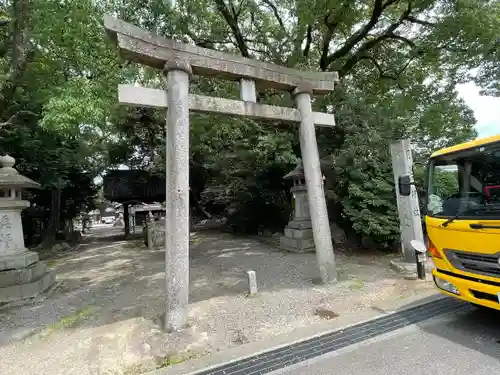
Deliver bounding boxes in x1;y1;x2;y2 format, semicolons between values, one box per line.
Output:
143;215;166;249
0;155;55;302
280;161;315;253
105;16;339;331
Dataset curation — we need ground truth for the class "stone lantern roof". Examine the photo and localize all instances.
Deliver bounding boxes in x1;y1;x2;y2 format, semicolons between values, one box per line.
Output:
283;159;305;180
0;155;40;189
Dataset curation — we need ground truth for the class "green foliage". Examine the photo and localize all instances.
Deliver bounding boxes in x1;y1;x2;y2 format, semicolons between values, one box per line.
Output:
414;164;459;212
0;0;112;244
434;170;459;198
204;125;298;233
1;0;499;248
99;0;495;246
192;115;298;233
0;120;99;206
327;93;401;246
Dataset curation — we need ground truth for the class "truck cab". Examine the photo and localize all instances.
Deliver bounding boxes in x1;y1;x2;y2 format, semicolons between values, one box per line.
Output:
424;135;500;310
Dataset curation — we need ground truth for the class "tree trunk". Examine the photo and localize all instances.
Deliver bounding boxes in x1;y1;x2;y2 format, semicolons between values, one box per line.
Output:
123;203;130;236
41;187;61;246
190;190;212;219
64;219;73;241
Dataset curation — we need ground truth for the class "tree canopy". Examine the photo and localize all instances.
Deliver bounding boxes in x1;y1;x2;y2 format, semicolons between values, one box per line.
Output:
1;0;499;247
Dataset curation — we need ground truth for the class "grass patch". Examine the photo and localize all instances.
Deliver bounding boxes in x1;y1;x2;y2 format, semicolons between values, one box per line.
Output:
163;355;186;366
43;305;99;333
115;351;209;374
155;350;208;369
191;237;202;245
348;279;365;291
336;267;350;281
47;260;58;267
245;292;261;299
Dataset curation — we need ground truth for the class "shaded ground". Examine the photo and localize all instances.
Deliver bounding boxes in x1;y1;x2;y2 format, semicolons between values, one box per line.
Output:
0;227;434;375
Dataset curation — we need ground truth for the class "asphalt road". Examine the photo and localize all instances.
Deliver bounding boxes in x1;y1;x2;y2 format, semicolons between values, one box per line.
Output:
273;303;500;375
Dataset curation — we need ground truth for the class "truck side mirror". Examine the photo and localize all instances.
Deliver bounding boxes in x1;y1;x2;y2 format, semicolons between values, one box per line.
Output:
410;239;427;254
398;175;412;196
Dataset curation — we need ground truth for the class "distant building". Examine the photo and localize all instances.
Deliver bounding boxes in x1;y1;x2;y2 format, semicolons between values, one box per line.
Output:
89;205;117;223
131;203;165;226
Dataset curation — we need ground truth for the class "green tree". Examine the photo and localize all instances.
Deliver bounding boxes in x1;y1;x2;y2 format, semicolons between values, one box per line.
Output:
0;0;112;245
2;0;499;248
99;0;497;245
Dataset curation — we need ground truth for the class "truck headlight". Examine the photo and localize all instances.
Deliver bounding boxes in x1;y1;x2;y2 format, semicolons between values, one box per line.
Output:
433;275;459;295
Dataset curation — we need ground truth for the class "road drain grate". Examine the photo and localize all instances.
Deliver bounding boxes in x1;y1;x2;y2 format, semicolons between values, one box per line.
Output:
193;297;472;375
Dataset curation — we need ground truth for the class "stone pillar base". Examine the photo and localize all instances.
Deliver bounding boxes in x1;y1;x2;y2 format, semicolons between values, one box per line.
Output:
0;251;39;271
280;226;315;253
286;219;312;230
0;257;56;303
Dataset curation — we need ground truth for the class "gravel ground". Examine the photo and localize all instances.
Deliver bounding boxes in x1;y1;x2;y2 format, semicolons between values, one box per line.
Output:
0;228;434;375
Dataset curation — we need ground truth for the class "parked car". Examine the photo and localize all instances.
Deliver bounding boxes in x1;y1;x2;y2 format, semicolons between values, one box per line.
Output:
101;216;115;224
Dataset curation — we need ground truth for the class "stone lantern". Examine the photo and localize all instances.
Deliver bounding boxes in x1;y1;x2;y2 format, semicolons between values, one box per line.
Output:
0;155;55;302
280;159;315;253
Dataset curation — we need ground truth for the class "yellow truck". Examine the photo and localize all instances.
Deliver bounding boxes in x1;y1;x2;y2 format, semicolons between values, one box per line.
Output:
411;134;500;310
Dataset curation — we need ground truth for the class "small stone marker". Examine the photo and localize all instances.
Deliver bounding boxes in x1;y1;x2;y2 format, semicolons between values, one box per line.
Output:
247;270;258;295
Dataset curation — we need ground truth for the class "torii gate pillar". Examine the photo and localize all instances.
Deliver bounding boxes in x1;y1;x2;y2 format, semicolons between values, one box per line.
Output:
163;61;192;330
293;84;337;283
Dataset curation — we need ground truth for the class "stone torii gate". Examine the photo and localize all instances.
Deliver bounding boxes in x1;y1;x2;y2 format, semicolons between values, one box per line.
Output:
104;15;339;331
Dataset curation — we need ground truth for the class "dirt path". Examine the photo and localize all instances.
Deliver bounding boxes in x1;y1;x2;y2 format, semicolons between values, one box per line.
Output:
0;229;434;375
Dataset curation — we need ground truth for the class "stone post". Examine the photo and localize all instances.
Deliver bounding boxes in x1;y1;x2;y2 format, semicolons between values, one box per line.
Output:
163;60;191;331
146;211;154;249
292;84;336;283
131;206;136;234
246;270;258;295
123;203;130;236
390;139;424;263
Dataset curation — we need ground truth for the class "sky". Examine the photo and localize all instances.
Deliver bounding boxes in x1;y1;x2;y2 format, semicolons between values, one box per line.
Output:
457;82;499;138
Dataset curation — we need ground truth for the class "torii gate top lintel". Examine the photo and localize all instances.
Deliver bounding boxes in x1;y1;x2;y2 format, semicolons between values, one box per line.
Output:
103;15;339;95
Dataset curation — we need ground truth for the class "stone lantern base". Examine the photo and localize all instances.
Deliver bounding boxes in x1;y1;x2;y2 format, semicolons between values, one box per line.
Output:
280;219;315;253
0;251;56;303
